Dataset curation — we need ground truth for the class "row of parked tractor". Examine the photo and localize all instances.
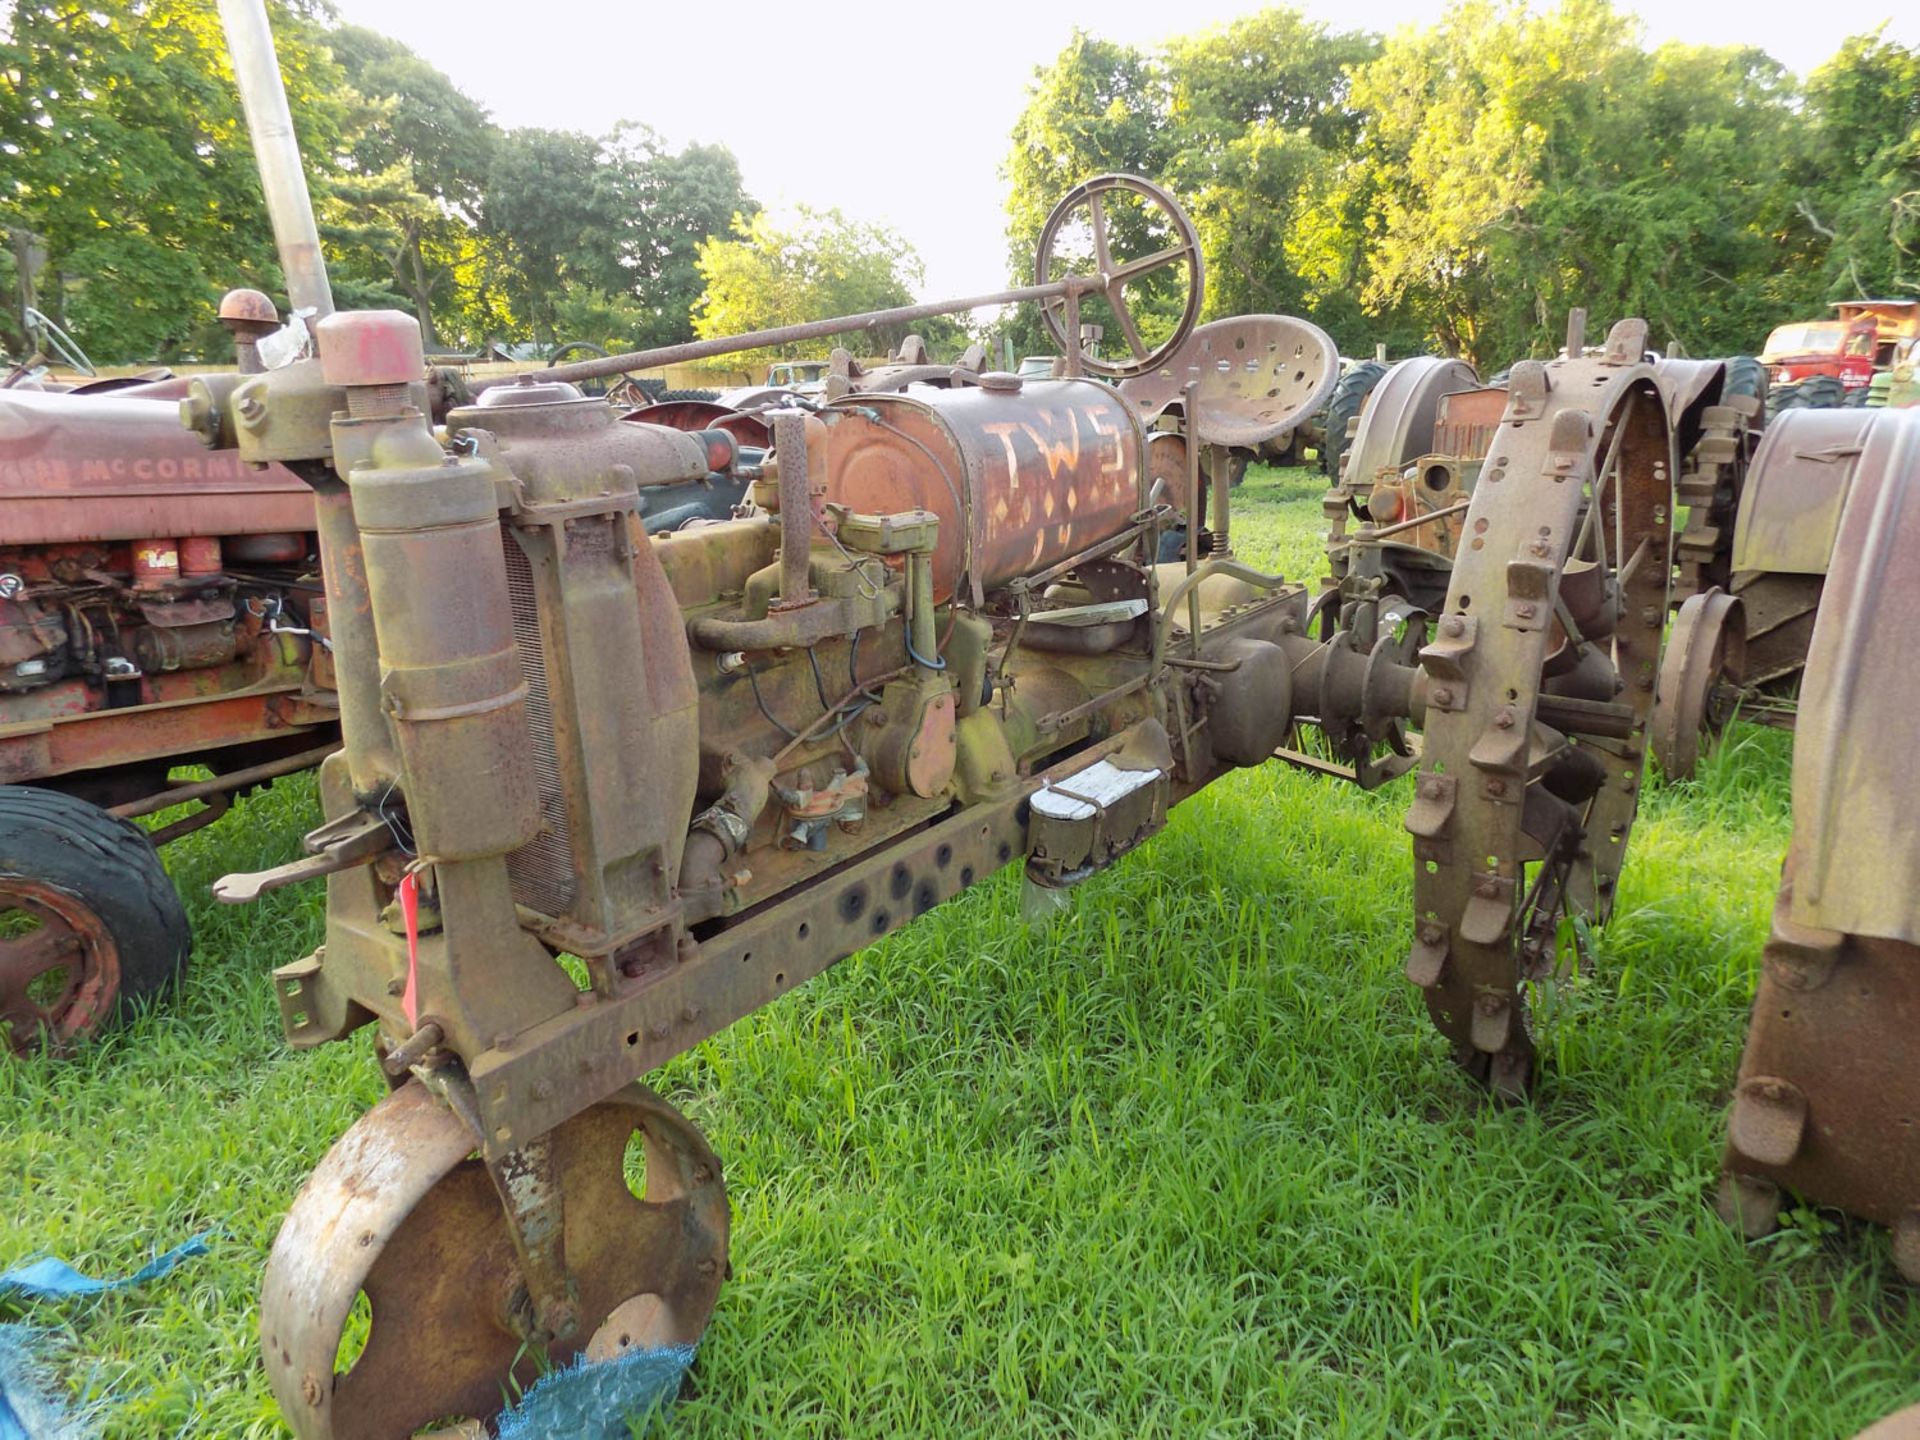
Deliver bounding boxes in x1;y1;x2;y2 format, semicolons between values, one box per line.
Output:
9;62;1920;1420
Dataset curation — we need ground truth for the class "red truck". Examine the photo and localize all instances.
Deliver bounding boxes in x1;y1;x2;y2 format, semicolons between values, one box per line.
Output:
1761;299;1920;395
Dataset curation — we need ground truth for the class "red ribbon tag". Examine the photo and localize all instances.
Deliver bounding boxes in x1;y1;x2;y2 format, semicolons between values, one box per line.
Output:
398;871;422;1026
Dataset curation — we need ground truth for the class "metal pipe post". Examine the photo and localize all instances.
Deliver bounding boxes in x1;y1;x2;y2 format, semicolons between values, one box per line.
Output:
216;0;335;329
771;411;816;609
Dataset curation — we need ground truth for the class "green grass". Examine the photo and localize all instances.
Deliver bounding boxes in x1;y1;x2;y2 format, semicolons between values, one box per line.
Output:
5;465;1918;1437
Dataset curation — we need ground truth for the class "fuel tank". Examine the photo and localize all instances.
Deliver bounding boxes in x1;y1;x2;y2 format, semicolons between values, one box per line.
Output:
818;377;1146;603
0;388;314;543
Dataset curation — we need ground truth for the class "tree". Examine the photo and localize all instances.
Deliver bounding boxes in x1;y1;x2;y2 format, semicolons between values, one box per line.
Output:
1002;14;1409;363
1799;32;1920;299
482;124;755;348
1343;0;1801;367
693;206;953;360
1161;11;1383;330
617;135;756;350
323;24;499;350
0;0;353;361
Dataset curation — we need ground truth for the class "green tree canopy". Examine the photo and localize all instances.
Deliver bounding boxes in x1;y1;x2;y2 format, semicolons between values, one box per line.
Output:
1799;31;1920;299
693;206;958;361
1004;2;1919;372
0;0;755;362
0;0;350;360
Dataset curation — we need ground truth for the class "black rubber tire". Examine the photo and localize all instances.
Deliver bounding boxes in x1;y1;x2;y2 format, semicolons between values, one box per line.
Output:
1226;451;1250;487
1794;374;1847;410
632;377;668;403
1842;382;1871;408
1768;381;1803;413
0;787;189;1052
1319;361;1387;478
658;387;721;403
1721;355;1766;404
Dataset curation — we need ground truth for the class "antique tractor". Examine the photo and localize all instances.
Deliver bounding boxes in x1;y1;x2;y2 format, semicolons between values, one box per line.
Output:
0;311;755;1062
0;299;337;1055
200;4;1711;1431
1318;331;1767;782
1714;406;1920;1269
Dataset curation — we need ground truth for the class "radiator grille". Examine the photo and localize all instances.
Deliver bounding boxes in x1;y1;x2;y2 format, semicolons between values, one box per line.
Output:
502;531;578;917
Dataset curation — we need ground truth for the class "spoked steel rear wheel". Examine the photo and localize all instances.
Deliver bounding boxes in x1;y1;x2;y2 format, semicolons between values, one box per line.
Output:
1405;326;1674;1098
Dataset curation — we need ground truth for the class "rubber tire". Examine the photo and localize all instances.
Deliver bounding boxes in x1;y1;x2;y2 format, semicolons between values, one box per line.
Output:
1843;383;1871;408
1768;381;1803;413
1795;374;1847;410
657;387;720;403
1319;361;1387;478
1721;355;1765;404
0;787;190;1042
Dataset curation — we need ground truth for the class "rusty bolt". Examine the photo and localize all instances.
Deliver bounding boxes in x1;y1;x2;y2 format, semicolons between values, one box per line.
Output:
1419;924;1444;946
1474;876;1501;898
1432;686;1455;708
1422;779;1445;799
676;934;699;964
1441;616;1465;637
1476;993;1507;1014
1486;779;1507;797
237;393;265;422
1529;541;1550;557
386;976;405;996
1642;607;1661;627
697;1258;718;1277
1494;707;1516;730
681;1004;703;1023
301;1373;323;1407
648;1019;671;1041
1516;603;1537;620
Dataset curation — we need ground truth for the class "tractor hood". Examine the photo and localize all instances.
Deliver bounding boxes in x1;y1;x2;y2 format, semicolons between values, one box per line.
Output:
0;387;313;544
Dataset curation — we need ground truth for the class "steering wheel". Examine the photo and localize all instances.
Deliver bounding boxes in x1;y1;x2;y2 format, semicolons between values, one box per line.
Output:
23;307;95;377
548;340;628;399
1033;174;1205;380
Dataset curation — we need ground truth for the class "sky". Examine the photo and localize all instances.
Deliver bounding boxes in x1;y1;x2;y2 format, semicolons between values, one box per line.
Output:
328;0;1919;303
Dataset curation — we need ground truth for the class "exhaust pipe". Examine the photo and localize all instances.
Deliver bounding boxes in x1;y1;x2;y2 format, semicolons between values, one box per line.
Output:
215;0;334;330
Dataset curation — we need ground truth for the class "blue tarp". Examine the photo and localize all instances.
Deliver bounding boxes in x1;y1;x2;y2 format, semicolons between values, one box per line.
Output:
0;1232;213;1439
0;1235;212;1304
495;1341;698;1440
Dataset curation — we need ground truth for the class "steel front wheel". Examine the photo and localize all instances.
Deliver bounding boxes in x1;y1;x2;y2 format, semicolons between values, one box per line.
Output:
0;787;189;1055
261;1080;729;1440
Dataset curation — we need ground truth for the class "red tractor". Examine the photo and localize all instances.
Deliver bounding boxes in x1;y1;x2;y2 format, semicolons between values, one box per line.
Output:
0;292;338;1054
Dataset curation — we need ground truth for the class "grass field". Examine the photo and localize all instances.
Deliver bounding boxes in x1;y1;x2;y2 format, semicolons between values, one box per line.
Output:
5;465;1917;1437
